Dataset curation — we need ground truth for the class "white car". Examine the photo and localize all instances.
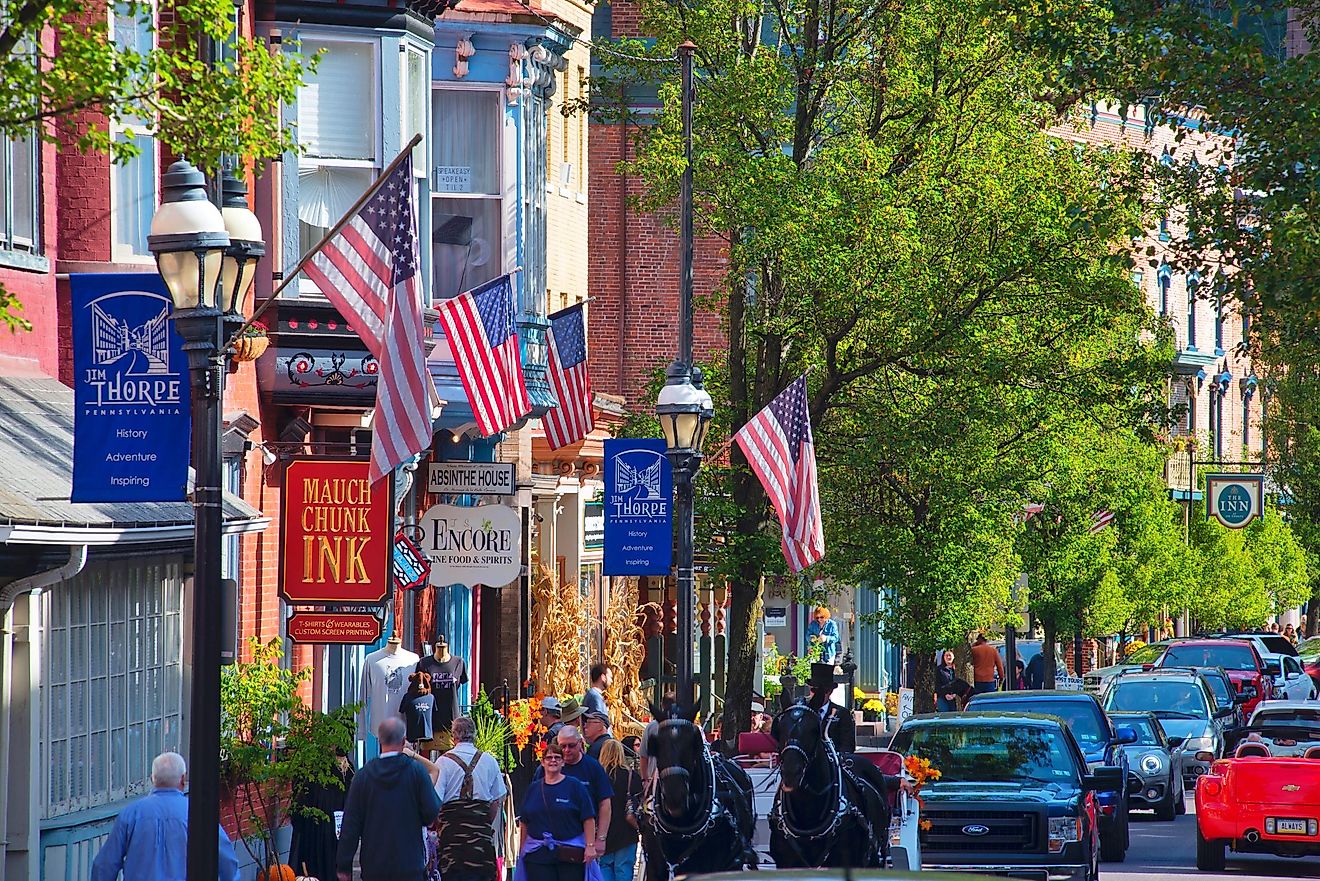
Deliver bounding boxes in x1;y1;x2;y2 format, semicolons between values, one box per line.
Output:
1248;700;1320;727
1265;654;1317;701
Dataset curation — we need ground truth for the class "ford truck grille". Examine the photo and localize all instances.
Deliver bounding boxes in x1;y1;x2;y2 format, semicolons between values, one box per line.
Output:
921;808;1042;853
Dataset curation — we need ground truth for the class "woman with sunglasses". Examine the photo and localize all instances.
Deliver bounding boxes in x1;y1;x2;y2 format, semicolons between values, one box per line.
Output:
806;606;841;663
515;742;601;881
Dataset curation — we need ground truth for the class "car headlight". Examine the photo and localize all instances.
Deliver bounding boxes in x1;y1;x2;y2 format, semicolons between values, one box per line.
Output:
1181;736;1214;753
1140;754;1164;774
1048;816;1081;853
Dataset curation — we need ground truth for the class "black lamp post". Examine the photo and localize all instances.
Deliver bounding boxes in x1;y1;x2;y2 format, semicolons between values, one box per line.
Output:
656;41;714;714
148;159;263;881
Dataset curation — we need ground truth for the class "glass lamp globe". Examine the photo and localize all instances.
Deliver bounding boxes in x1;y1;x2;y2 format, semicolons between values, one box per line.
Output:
148;160;230;312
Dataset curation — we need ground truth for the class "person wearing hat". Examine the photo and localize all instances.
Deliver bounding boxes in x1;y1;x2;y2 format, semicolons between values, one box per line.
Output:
583;710;616;760
805;663;855;753
539;697;565;744
557;696;586;727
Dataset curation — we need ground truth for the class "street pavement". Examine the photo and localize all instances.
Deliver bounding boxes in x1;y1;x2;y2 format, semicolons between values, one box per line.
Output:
1106;795;1320;880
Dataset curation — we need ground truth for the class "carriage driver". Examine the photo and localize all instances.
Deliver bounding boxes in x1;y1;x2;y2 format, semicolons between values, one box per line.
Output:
805;664;910;801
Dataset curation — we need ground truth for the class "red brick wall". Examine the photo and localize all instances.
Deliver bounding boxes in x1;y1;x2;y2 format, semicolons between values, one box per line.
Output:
588;0;727;411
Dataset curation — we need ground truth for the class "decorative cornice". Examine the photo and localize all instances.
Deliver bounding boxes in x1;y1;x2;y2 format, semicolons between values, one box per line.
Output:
525;35;570;99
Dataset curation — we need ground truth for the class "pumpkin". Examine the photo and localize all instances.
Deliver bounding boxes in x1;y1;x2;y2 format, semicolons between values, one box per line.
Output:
256;865;296;881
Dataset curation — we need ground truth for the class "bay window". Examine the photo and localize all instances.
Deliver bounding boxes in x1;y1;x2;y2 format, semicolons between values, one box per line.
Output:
432;88;503;301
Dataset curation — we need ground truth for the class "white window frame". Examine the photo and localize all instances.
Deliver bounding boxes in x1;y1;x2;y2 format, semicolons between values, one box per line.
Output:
0;131;39;254
108;1;159;263
430;83;506;300
400;41;428;178
41;558;185;818
296;33;382;294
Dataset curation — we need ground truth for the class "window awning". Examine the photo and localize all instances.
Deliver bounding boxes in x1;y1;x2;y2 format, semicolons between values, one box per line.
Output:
0;376;269;545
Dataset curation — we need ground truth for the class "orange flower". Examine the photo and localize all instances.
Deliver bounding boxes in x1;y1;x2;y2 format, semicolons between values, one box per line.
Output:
919;819;932;831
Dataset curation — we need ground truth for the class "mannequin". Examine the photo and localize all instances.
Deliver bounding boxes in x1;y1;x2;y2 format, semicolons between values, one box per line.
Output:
358;633;420;743
416;636;467;751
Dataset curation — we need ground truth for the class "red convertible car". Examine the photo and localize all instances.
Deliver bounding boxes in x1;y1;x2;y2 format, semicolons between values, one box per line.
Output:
1196;755;1320;870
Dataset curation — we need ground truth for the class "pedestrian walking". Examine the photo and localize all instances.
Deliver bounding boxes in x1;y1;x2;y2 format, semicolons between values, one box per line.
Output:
935;650;969;712
336;716;443;881
584;664;611;717
515;742;602;881
1013;659;1028;690
970;632;1005;694
541;696;566;743
543;726;613;855
408;716;508;881
1284;622;1299;645
90;751;240;881
595;739;641;881
807;606;841;663
583;710;616;760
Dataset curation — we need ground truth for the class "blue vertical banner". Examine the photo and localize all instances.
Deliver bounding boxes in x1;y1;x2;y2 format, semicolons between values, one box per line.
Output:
71;273;191;502
603;438;673;575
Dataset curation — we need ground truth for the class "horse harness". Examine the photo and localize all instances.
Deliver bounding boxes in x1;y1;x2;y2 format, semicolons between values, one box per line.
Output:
645;726;740;881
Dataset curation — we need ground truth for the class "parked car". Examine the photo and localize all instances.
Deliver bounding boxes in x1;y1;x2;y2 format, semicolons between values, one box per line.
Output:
1084;641;1169;695
1102;669;1231;788
1196;755;1320;870
1203;630;1300;658
1192;666;1248;730
890;711;1115;880
1108;711;1185;821
1271;653;1318;701
1301;636;1320;692
1234;700;1320;758
965;690;1132;862
1155;639;1273;715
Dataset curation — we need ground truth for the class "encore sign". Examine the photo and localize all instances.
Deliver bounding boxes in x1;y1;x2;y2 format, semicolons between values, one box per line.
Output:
280;458;393;603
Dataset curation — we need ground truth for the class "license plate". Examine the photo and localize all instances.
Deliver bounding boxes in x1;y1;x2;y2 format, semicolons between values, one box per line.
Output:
1275;818;1308;835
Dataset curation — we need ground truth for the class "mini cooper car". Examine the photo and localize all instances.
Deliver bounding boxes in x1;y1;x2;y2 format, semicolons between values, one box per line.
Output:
1108;711;1184;820
1196;755;1320;870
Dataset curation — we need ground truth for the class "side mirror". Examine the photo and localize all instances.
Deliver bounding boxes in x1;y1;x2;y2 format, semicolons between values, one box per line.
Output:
1083;766;1124;792
1215;707;1236;719
1264;660;1282;677
1167;736;1186;749
1238;686;1258;702
1114;726;1138;745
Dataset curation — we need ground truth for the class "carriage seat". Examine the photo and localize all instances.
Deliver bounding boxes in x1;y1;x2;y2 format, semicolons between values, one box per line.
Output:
854;749;904;809
735;731;779;766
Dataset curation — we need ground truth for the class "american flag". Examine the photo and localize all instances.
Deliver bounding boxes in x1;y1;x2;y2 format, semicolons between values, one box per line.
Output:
1089;509;1115;534
435;274;531;436
734;374;824;572
301;156;435;485
543;303;593;449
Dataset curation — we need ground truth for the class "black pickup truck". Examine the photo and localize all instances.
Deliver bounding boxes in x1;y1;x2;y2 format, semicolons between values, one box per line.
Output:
889;711;1122;881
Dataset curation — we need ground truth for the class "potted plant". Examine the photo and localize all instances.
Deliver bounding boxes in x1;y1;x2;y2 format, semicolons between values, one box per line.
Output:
232;320;270;363
221;638;357;879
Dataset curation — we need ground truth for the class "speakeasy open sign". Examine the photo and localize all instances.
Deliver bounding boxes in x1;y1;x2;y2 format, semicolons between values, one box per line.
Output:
417;503;521;588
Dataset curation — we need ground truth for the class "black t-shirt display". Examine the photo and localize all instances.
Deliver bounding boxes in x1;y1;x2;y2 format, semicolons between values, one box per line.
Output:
417;655;467;730
399;692;435;742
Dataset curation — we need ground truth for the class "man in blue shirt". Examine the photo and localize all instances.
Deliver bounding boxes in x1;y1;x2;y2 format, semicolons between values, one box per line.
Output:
90;751;240;881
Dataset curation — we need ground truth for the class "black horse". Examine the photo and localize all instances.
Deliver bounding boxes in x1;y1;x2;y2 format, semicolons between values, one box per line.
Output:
640;715;757;881
769;703;885;868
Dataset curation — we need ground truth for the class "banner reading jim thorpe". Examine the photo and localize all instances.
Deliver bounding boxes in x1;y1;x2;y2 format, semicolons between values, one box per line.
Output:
602;438;673;576
71;273;191;502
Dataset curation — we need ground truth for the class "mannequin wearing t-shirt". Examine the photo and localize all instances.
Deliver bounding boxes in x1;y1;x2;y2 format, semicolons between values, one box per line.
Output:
415;636;467;753
358;634;420;744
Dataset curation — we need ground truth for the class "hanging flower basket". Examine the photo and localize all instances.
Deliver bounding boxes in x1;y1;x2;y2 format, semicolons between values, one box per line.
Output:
232;321;270;363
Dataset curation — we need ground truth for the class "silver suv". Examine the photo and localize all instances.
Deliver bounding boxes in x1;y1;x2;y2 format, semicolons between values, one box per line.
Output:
1102;668;1232;787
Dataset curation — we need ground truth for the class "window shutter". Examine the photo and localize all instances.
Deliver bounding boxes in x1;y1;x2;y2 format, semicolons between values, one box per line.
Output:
299;40;376;160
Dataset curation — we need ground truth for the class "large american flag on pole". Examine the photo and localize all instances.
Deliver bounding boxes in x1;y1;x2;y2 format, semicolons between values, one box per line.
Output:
301;156;435;485
734;374;824;572
544;303;593;449
435;275;531;437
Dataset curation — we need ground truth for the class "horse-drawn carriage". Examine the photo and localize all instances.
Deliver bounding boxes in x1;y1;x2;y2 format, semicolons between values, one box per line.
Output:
638;705;923;879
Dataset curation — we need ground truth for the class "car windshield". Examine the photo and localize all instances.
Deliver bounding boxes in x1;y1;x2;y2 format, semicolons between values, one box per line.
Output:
1161;644;1257;672
1255;707;1320;725
1200;673;1232;706
1111;716;1161;745
1105;681;1208;718
1256;635;1298;657
892;723;1079;785
1122;644;1165;665
984;699;1107;747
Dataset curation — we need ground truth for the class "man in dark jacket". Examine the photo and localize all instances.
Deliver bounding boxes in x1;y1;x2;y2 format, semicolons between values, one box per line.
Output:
337;716;442;881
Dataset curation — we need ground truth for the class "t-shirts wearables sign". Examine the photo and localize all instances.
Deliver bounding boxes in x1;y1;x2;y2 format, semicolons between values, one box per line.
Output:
279;458;393;603
603;438;673;575
419;503;521;587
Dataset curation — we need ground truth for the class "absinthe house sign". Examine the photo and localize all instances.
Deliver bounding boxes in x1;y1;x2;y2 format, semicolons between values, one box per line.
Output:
417;503;521;587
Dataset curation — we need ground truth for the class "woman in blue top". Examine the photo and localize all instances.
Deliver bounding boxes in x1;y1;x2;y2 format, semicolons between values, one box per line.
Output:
806;606;841;663
517;742;600;881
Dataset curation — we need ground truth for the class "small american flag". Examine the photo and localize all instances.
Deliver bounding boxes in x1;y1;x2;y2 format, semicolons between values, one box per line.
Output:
302;156;435;484
734;374;824;572
543;303;594;449
1089;509;1115;534
436;274;531;437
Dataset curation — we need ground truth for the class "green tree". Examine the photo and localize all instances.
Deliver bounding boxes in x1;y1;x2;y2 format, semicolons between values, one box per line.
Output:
0;0;312;330
221;638;357;875
1188;503;1309;629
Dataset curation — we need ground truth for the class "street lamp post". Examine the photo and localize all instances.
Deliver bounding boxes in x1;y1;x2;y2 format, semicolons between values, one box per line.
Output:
148;159;263;881
655;41;713;714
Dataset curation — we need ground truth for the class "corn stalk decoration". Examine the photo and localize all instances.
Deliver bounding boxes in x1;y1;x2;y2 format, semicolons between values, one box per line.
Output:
529;564;588;698
601;577;654;735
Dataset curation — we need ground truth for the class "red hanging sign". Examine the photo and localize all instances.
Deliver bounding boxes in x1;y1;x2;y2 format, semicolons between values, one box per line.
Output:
287;612;383;645
279;458;393;603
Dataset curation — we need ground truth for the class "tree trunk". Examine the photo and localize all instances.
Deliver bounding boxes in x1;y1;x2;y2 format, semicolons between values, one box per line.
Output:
722;573;762;747
1043;618;1057;689
1308;580;1320;637
914;650;937;714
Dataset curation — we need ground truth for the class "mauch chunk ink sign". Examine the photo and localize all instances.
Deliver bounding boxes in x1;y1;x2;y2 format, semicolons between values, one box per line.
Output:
603;438;673;576
71;274;191;502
